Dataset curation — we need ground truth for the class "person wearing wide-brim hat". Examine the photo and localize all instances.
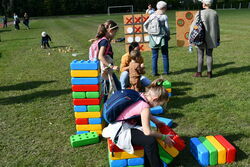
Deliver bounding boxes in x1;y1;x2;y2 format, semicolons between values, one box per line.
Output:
190;0;220;78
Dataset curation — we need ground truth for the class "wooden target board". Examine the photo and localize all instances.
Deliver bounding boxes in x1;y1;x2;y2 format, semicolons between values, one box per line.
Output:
176;11;197;47
123;14;151;52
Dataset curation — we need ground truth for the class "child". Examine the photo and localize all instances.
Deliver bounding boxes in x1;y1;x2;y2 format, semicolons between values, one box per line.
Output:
129;50;145;92
2;16;7;28
13;13;20;30
103;78;173;167
90;20;121;102
41;32;52;49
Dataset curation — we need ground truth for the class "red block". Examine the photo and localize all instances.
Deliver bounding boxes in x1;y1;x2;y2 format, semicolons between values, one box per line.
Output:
73;98;100;105
72;85;100;92
159;125;186;151
215;135;236;163
107;139;143;152
75;118;88;125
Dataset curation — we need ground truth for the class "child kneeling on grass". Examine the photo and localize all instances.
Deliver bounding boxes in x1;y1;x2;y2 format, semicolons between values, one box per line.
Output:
103;78;173;167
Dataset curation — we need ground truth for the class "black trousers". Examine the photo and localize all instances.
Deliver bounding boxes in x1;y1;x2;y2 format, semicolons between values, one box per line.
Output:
131;128;162;167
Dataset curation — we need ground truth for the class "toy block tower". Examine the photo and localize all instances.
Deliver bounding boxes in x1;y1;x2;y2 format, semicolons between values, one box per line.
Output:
163;80;172;97
70;60;104;135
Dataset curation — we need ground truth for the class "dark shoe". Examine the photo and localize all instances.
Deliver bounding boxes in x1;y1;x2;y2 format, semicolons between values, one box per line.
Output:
193;72;202;77
207;71;212;78
152;73;160;76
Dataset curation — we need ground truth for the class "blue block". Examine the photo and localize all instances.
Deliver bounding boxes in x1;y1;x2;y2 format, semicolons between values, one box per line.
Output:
168;93;172;97
76;131;89;135
162;160;168;167
74;105;87;112
89;118;102;124
70;60;100;70
127;158;144;166
109;159;127;167
150;106;164;115
71;77;100;85
190;138;209;167
150;116;173;128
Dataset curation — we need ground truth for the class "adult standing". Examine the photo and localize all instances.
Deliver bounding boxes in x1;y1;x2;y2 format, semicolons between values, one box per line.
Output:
2;16;8;28
13;13;20;30
120;42;151;89
190;0;220;78
145;4;155;15
144;1;170;76
23;12;30;29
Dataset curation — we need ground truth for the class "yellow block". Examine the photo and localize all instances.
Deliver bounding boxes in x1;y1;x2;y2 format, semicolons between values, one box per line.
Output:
109;149;144;160
206;136;226;164
166;88;172;93
71;70;99;77
157;139;179;157
75;112;102;118
76;124;104;131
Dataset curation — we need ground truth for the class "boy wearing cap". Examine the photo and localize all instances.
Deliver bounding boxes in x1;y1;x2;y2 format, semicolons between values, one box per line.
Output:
41;32;52;49
190;0;220;78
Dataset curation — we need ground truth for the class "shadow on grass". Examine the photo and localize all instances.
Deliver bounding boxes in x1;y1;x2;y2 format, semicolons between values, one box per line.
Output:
0;29;11;33
50;46;68;49
168;94;216;109
3;37;36;42
0;53;2;58
170;133;248;166
0;80;57;91
172;82;193;87
0;88;71;105
172;62;235;75
173;87;192;96
214;65;250;77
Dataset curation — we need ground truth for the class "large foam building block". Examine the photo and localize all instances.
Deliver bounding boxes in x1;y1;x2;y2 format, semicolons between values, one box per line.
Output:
157;139;179;157
76;124;104;131
150;116;173;128
150;106;164;115
214;135;236;163
88;105;101;112
73;98;100;105
199;137;218;166
75;118;89;125
166;88;172;93
76;131;89;134
75;111;102;118
158;144;173;164
127;165;144;167
107;139;143;152
71;70;99;77
72;85;100;92
74;105;87;112
163;80;172;89
86;92;100;98
109;150;144;160
127;158;144;166
190;137;209;166
89;118;102;124
72;92;86;99
109;158;127;167
70;132;99;147
70;60;100;70
206;136;226;164
159;125;186;151
71;77;99;85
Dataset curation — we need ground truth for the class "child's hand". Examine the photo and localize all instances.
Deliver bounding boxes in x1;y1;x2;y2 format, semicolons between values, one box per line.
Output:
112;66;119;71
163;135;174;147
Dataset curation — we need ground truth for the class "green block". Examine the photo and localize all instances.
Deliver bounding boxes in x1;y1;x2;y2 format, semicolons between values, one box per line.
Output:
128;165;144;167
163;80;172;89
86;92;100;98
72;92;86;99
199;137;218;166
158;144;173;164
87;105;101;112
70;132;99;147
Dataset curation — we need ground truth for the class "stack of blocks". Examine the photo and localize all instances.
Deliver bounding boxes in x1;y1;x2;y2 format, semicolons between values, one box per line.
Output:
163;80;172;97
158;125;186;164
70;60;104;135
108;139;145;167
190;135;236;166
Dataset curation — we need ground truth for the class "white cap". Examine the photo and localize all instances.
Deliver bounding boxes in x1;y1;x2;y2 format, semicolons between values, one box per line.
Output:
41;32;47;37
156;1;167;10
199;0;213;5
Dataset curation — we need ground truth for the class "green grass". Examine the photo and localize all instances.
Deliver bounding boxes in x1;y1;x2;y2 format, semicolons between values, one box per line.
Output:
0;9;249;167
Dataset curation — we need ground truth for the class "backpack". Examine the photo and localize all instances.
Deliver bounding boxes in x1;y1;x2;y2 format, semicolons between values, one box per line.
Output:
189;10;206;46
147;15;162;36
103;89;146;124
89;37;111;61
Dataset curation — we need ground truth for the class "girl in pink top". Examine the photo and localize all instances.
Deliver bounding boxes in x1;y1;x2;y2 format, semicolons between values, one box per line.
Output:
119;78;173;167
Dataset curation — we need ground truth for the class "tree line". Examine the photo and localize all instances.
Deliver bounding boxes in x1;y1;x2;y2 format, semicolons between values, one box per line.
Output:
1;0;249;17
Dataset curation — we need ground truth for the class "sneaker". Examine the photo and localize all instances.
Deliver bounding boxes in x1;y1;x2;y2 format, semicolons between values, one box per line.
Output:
193;72;202;77
207;71;212;78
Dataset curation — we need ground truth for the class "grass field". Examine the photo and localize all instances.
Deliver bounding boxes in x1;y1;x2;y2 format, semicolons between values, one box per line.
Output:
0;9;249;167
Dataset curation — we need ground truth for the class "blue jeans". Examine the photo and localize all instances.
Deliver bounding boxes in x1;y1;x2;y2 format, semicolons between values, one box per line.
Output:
151;40;169;75
102;73;121;102
120;71;151;89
